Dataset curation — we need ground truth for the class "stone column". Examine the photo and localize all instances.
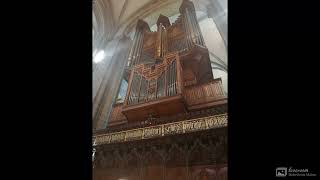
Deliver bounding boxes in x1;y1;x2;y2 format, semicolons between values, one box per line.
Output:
207;0;227;46
180;0;205;48
93;35;132;130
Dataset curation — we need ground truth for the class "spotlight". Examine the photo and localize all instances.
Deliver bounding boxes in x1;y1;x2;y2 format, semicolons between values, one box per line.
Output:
93;50;105;63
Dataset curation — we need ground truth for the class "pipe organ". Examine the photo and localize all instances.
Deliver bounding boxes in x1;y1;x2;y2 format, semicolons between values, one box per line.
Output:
94;1;228;180
115;0;226;123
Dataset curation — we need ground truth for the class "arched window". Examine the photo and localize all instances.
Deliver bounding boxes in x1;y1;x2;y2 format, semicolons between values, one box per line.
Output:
116;79;128;103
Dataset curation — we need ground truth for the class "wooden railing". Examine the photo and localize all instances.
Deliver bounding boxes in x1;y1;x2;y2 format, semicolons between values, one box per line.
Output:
97;104;227;134
184;79;226;106
93;113;227;146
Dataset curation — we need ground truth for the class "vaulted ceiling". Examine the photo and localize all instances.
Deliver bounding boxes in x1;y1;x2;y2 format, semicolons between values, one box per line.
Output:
94;0;222;38
93;0;228;71
93;0;181;52
108;0;182;37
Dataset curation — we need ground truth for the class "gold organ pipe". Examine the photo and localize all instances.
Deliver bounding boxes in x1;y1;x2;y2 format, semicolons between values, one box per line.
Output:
156;23;162;58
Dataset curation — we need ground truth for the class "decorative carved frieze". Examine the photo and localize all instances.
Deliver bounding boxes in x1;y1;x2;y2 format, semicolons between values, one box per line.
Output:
93;113;227;146
164;121;183;135
184;118;207;133
126;129;144;141
144;125;162;138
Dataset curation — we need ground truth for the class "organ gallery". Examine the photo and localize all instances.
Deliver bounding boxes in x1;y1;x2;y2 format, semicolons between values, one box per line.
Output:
93;0;227;179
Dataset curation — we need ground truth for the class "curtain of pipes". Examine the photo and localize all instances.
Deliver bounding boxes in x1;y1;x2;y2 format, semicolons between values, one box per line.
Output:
127;20;149;67
127;18;178;106
180;0;205;49
127;60;177;106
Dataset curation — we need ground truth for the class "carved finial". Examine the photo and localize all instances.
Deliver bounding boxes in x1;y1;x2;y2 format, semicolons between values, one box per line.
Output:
179;0;196;13
136;19;150;31
157;14;171;27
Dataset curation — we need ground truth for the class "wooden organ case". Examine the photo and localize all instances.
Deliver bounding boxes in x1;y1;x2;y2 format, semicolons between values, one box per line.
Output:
94;1;228;180
108;0;227;126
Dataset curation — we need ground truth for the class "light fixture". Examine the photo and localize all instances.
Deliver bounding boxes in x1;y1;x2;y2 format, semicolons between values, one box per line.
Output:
93;50;105;63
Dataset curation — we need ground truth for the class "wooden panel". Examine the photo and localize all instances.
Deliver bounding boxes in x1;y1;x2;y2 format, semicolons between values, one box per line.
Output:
143;31;157;49
122;95;186;122
108;103;127;126
184;79;226;108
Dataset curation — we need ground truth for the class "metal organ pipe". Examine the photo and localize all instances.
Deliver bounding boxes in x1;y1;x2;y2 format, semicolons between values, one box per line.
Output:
190;10;205;46
171;61;175;95
181;2;205;48
165;66;169;96
135;73;140;104
162;26;167;57
169;63;172;96
161;28;164;57
174;62;176;95
168;64;171;96
148;79;151;101
166;61;177;96
185;8;196;45
128;29;139;66
134;27;144;65
132;31;139;65
127;32;135;66
169;64;172;96
139;77;147;103
159;30;162;57
166;66;170;96
176;58;182;94
129;23;146;66
161;27;164;57
191;12;200;45
182;13;193;49
129;72;136;104
156;73;164;98
190;12;198;45
137;32;145;65
133;31;141;65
